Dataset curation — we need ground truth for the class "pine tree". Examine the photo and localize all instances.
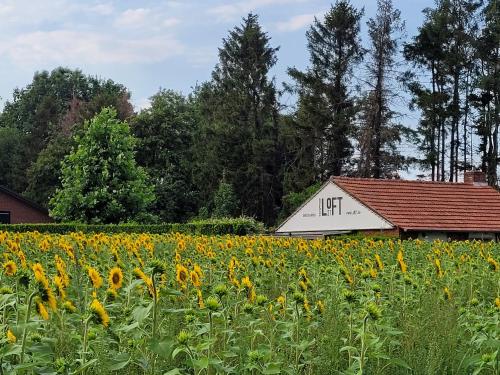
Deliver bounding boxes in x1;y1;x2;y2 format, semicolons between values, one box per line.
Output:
287;0;364;181
471;0;500;185
357;0;407;178
404;0;481;182
194;13;282;225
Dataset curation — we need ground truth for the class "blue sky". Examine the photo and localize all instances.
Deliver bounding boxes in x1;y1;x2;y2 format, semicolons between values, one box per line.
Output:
0;0;434;111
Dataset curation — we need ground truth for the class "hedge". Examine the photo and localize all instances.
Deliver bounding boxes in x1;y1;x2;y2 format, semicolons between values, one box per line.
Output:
0;217;265;236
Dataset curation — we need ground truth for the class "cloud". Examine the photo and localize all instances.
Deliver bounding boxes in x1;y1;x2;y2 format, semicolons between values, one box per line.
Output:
114;8;151;28
162;17;181;28
208;0;307;22
0;30;185;65
87;3;114;16
275;12;321;32
113;8;180;30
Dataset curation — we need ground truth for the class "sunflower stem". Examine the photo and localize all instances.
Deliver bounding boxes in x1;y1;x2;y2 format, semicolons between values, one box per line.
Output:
81;316;91;375
20;291;36;364
151;273;158;375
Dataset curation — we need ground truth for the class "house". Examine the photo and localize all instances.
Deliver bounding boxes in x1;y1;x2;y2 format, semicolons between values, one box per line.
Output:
0;186;52;224
275;171;500;241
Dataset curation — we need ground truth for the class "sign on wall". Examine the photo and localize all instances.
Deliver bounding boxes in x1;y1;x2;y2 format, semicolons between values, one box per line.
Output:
276;182;393;233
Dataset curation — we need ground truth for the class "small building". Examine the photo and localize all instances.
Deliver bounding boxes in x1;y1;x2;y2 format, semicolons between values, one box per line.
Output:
276;171;500;241
0;185;52;224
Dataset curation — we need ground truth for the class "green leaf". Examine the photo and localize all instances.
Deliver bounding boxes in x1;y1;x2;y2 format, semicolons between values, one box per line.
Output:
132;302;153;324
107;353;131;371
70;359;98;374
116;322;139;332
163;369;184;375
388;358;412;370
150;339;174;359
0;345;22;359
263;363;282;374
192;357;209;369
171;347;187;360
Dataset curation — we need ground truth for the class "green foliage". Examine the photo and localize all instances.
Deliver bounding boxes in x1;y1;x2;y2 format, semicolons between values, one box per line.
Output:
0;67;133;196
50;107;155;224
212;179;239;218
287;1;364;179
0;217;265;235
131;89;199;223
194;13;282;225
24;135;74;207
0;127;26;193
278;182;322;222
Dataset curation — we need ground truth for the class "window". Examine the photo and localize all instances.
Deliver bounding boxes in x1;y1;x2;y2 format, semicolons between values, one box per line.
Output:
0;211;11;224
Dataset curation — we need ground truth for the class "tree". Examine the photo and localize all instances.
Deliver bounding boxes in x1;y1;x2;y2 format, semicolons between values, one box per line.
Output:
0;67;133;199
212;178;239;218
25;135;74;207
404;0;482;182
194;13;282;225
287;0;364;181
471;0;500;185
50;108;155;224
0;127;25;192
132;89;199;222
357;0;407;178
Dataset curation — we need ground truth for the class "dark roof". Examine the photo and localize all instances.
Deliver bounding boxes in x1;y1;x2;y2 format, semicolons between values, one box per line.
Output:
332;176;500;232
0;185;49;214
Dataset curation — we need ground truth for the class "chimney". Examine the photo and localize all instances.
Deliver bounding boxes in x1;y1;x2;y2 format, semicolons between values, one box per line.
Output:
464;171;487;186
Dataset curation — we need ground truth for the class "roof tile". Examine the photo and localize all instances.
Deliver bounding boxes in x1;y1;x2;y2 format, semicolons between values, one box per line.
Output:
333;177;500;232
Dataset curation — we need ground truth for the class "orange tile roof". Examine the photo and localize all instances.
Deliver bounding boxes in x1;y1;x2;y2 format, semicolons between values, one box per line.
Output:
332;176;500;232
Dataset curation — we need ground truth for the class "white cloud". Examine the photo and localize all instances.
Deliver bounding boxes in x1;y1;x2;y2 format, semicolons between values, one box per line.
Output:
162;17;180;28
208;0;307;22
87;3;114;16
0;30;185;65
114;8;151;28
275;12;321;32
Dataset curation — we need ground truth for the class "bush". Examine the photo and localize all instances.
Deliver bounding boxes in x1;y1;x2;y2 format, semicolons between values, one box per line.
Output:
0;217;264;235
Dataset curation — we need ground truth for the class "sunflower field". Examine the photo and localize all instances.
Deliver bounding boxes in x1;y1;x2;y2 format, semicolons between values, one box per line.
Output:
0;231;499;374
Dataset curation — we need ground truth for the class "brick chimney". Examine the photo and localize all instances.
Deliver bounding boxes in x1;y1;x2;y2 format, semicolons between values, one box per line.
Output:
464;171;487;186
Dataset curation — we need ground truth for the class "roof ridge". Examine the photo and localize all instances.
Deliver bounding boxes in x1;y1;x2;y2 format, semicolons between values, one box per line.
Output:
0;185;49;214
332;176;459;184
331;176;497;188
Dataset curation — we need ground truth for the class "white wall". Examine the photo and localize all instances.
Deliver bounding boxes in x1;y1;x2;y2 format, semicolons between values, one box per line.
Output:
276;182;394;233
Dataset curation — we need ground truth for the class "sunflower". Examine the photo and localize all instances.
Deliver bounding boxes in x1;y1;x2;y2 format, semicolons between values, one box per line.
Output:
176;264;189;288
62;300;77;313
40;287;57;311
87;267;103;289
316;300;325;315
193;264;203;278
32;263;49;289
6;329;16;343
374;254;384;270
133;267;155;298
90;299;110;327
36;299;50;321
190;270;201;288
397;250;408;274
487;257;499;272
108;267;123;290
443;287;452;301
54;275;66;300
3;261;17;276
197;289;205;309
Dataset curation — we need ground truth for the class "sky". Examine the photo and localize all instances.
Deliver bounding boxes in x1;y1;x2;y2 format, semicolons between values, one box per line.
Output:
0;0;436;113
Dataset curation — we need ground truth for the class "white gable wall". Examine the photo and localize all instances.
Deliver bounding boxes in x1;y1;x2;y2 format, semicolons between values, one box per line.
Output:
276;181;394;233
